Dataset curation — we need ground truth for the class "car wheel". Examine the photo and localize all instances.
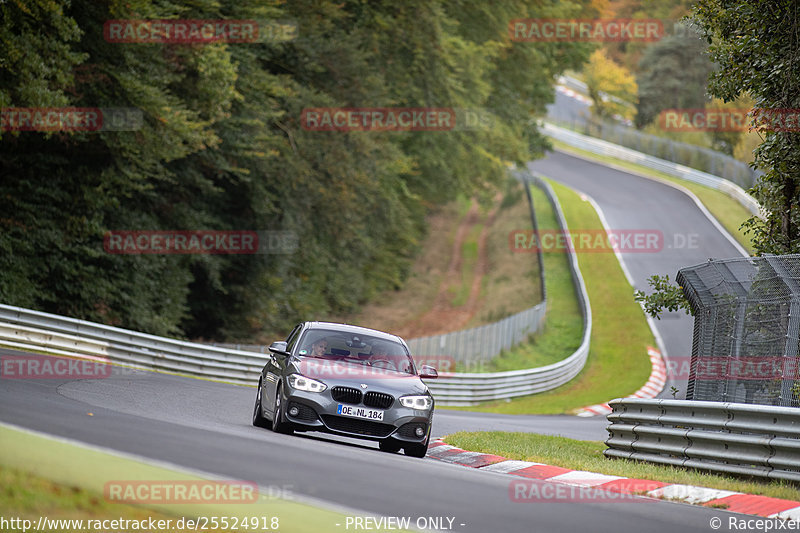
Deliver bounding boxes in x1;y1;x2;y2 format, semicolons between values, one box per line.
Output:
403;440;428;458
271;383;294;435
378;438;401;453
252;378;269;428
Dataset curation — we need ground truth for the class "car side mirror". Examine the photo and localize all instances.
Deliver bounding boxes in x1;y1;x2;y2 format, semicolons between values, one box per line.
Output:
419;365;438;379
268;341;289;356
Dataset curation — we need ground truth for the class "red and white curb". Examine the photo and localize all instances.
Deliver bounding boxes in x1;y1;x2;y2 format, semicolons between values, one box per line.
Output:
556;85;593;106
575;346;666;417
427;440;800;519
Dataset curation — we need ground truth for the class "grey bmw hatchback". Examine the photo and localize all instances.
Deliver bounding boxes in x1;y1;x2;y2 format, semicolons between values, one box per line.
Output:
252;322;438;457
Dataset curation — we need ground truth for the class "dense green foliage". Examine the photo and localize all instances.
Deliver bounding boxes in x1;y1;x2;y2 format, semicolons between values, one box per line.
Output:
690;0;800;254
633;274;692;318
638;0;800;318
634;28;712;129
0;0;594;340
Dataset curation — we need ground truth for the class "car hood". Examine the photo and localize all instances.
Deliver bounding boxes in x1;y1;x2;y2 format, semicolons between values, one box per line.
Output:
290;357;430;396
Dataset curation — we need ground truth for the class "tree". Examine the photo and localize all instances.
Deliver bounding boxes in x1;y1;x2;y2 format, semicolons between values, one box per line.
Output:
691;0;800;255
0;0;596;340
602;0;695;71
636;0;800;318
583;49;638;120
634;26;712;129
704;95;753;156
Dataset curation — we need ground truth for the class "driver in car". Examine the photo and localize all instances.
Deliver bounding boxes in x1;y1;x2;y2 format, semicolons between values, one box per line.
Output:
310;338;329;357
369;342;397;370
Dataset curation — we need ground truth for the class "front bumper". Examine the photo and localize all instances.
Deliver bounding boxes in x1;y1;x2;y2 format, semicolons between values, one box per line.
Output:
283;387;433;443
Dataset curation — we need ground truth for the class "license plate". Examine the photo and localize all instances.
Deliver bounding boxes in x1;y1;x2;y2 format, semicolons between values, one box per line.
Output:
337;404;385;421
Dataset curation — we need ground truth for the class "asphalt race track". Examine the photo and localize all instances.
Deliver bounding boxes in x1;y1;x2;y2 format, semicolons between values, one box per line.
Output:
0;153;753;532
2;348;743;533
529;150;748;399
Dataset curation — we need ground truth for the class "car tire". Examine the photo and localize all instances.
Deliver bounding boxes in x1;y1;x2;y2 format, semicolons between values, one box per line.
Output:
403;440;428;458
252;378;269;428
378;438;401;453
271;383;294;435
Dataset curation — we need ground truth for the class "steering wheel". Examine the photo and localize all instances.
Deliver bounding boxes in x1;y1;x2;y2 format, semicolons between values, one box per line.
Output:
370;359;396;370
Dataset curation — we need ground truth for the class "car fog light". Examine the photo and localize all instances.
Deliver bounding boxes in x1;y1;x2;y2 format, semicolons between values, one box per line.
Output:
415;426;425;437
289;406;300;417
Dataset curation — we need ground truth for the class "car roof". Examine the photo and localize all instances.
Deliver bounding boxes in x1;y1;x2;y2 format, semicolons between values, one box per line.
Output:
303;321;406;344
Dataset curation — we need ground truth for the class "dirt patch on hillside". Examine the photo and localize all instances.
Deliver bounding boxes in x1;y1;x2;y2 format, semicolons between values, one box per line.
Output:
394;193;502;338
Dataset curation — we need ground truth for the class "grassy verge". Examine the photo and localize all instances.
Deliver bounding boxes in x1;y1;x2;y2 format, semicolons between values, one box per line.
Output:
484;183;582;371
450;222;482;307
330;200;466;335
443;178;654;413
0;424;348;532
1;465;193;529
338;180;542;337
550;139;755;254
465;180;542;328
445;431;800;502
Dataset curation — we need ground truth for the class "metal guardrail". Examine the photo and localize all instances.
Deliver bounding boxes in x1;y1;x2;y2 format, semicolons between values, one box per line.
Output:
406;303;546;369
0;173;592;406
548;77;761;191
0;323;110;359
425;173;592;405
543;121;763;218
208;343;269;353
0;305;268;386
605;398;800;482
556;74;628;107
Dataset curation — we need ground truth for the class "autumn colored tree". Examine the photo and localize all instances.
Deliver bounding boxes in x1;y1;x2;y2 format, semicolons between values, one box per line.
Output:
583;49;638;120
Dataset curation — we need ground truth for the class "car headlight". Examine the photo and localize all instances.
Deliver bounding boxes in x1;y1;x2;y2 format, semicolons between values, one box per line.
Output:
287;374;327;393
399;395;433;410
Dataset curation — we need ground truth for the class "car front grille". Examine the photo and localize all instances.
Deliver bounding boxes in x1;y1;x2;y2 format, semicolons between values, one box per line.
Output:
287;401;318;421
320;415;395;438
397;422;426;439
363;391;394;409
331;386;362;404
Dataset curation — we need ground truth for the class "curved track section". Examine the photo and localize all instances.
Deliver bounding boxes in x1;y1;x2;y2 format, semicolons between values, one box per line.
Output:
0;149;753;532
0;347;741;532
529;150;747;398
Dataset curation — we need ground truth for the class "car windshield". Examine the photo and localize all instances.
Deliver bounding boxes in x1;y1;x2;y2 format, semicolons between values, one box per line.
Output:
296;328;414;375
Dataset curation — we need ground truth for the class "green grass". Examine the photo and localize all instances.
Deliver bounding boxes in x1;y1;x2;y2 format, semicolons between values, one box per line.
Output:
0;465;188;529
454;193;473;217
484;183;582;371
464;179;543;330
550;139;755;254
450;222;482;307
442;178;654;413
0;424;350;532
445;431;800;502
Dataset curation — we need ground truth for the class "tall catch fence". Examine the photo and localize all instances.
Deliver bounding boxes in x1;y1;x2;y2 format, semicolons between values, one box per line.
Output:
677;254;800;407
